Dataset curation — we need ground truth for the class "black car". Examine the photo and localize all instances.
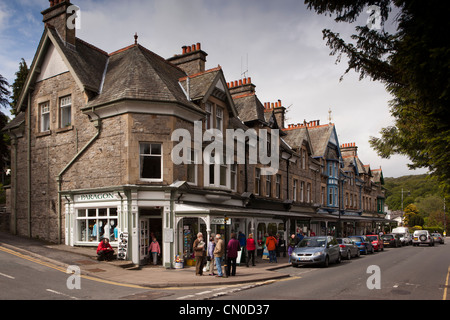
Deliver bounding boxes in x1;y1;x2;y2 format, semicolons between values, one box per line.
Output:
381;234;402;248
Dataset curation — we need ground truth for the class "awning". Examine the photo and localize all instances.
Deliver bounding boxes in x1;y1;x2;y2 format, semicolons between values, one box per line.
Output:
174;203;311;219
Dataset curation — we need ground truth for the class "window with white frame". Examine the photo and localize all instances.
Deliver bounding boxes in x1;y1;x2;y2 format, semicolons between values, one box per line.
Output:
275;174;281;199
293;179;298;201
140;143;162;180
307;183;311;203
255;168;261;195
216;106;223;132
230;163;237;191
60;95;72;128
300;181;305;202
187;148;197;185
40;102;50;132
266;175;272;197
205;103;212;130
76;208;118;243
205;150;230;188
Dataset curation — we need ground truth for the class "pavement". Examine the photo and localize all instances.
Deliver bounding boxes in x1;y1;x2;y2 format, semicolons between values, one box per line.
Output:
0;231;291;288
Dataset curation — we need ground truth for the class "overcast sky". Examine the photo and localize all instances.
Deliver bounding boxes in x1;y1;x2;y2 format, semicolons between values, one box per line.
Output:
0;0;428;178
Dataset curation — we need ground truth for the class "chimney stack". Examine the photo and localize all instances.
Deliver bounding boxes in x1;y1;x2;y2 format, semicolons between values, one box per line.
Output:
167;42;208;76
227;77;256;97
341;142;358;157
42;0;76;46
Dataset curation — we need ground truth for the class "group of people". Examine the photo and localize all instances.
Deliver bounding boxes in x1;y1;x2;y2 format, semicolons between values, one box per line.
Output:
193;232;259;277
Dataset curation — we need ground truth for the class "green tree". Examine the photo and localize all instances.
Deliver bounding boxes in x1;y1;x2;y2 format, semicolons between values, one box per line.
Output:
0;74;10;187
304;0;450;189
10;58;29;114
0;74;9;110
403;204;423;227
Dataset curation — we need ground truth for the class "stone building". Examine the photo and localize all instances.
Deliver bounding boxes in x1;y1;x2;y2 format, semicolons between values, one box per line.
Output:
3;0;389;267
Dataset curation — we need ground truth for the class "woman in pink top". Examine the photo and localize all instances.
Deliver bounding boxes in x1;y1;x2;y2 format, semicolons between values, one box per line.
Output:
246;233;256;267
148;237;161;265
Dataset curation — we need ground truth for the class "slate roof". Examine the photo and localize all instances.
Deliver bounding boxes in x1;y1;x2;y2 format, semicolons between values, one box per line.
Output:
87;44;203;114
179;67;222;101
283;126;314;154
307;124;336;158
233;93;266;123
48;26;109;94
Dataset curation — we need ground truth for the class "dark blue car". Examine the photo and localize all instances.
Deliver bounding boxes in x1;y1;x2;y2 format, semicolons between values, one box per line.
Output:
348;235;374;255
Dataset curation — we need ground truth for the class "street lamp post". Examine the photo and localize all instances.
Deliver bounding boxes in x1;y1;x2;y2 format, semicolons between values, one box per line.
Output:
223;216;228;278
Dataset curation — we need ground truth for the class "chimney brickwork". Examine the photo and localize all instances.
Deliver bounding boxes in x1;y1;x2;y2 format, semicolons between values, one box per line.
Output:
167;43;208;75
42;0;76;46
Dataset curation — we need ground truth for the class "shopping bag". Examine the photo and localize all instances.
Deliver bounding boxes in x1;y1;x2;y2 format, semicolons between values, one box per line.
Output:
262;247;269;260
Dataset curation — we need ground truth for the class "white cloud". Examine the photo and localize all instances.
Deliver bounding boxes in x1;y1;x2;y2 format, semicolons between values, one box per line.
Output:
0;0;428;177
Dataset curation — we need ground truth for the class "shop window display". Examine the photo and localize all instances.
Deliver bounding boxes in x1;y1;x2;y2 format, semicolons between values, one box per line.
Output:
77;208;118;243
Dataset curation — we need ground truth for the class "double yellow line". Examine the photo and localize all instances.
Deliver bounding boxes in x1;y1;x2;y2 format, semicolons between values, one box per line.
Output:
0;245;146;289
444;266;450;301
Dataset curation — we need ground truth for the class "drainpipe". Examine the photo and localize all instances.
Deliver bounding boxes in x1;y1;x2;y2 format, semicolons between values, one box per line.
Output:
27;92;32;238
57;114;101;244
7;131;18;235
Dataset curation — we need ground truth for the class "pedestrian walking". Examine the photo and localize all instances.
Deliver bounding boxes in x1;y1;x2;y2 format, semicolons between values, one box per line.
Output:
148;237;161;265
238;231;246;264
266;233;278;263
246;233;256;267
193;232;206;276
226;233;240;276
288;234;297;263
207;235;216;275
213;234;225;277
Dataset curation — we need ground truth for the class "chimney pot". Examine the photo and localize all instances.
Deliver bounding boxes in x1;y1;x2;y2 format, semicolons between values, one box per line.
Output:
239;79;243;86
192;44;196;51
196;43;201;51
243;78;247;85
182;46;187;54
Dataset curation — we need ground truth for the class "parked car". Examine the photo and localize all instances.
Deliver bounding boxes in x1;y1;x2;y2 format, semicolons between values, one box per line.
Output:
291;236;341;268
412;230;435;246
392;227;413;246
348;235;374;254
381;234;402;248
337;237;360;259
366;234;384;252
431;233;445;244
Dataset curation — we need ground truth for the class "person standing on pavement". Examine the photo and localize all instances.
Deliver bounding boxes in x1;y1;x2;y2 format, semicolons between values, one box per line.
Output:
193;232;206;276
207;235;216;275
266;233;278;263
213;234;225;277
246;233;256;267
226;232;240;276
148;237;160;265
288;234;297;263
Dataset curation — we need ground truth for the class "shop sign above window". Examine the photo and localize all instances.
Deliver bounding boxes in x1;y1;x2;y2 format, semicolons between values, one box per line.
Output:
76;193;116;202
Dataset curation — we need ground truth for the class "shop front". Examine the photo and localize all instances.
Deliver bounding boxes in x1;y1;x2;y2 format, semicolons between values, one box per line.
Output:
63;188;174;267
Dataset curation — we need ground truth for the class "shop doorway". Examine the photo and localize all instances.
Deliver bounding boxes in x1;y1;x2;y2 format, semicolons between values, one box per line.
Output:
139;208;163;265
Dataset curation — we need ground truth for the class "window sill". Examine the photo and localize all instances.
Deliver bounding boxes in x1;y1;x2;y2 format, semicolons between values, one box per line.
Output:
56;125;74;133
36;130;52;138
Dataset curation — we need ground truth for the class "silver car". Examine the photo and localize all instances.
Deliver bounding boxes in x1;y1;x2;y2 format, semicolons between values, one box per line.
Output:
413;230;435;246
337;237;360;259
291;236;341;268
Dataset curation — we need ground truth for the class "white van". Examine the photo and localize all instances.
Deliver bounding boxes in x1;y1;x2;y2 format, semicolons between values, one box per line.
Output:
392;227;413;246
